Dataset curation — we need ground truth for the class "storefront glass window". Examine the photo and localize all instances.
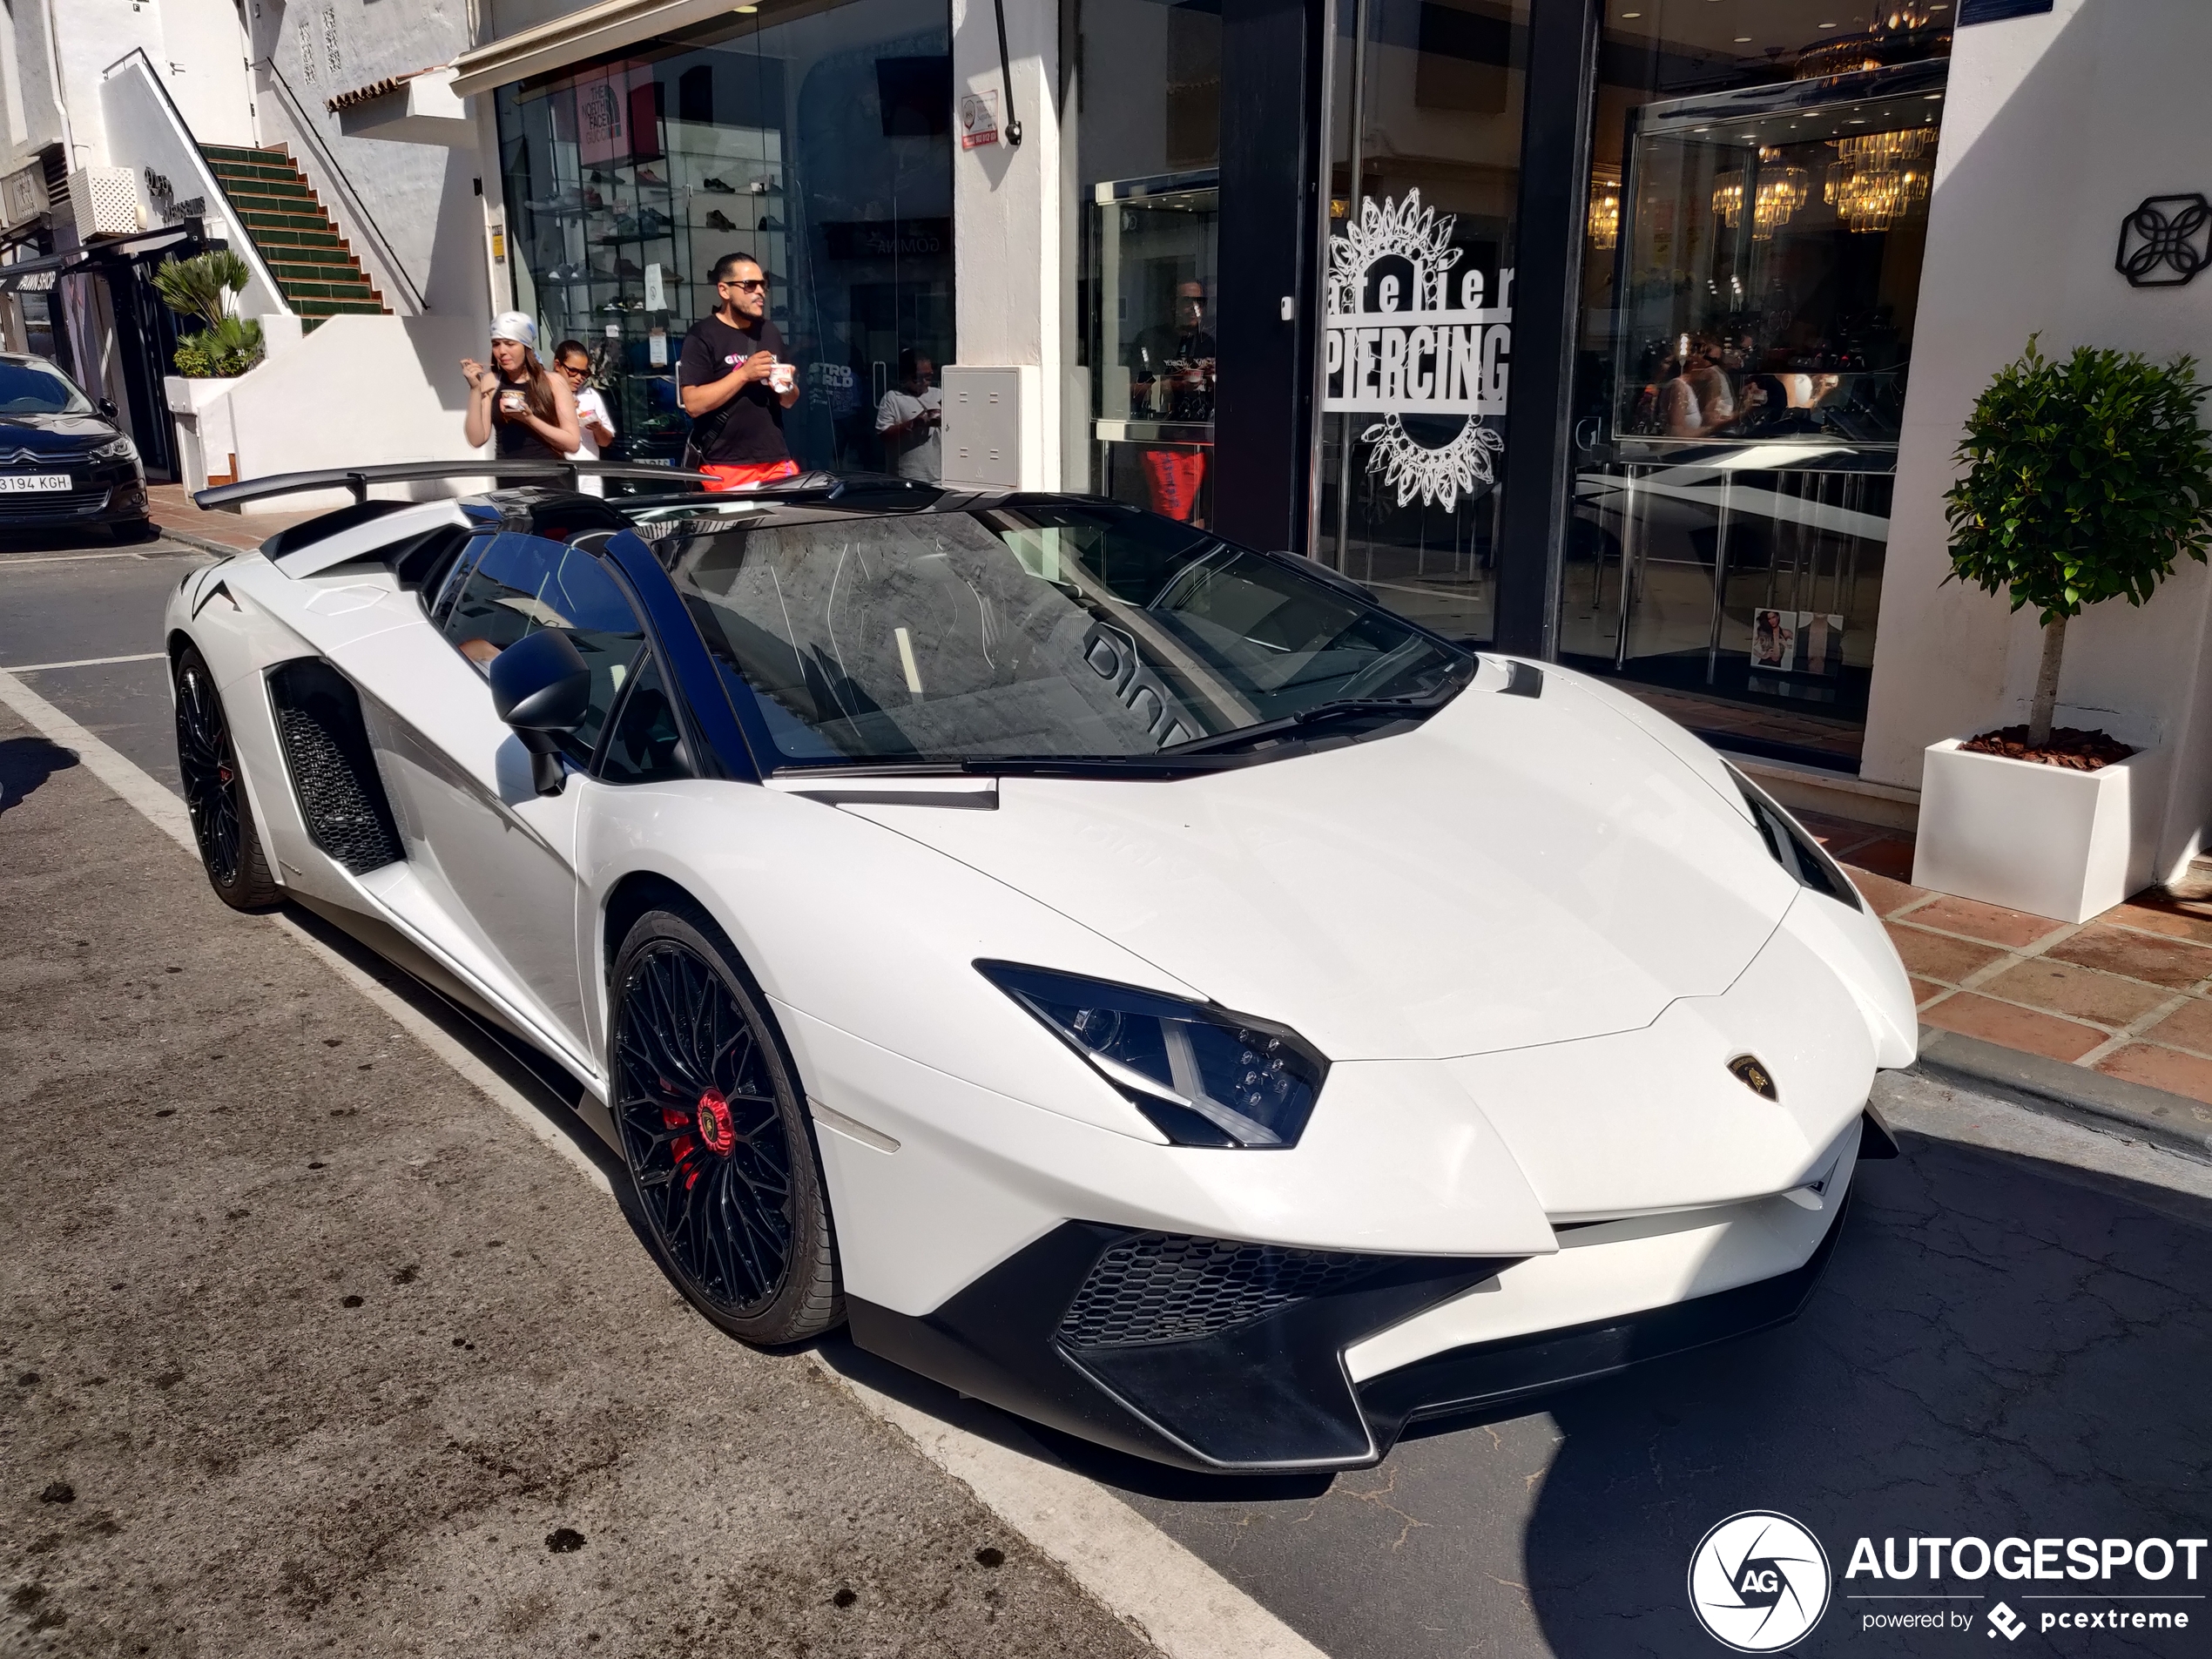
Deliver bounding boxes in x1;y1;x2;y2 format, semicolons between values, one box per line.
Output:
496;0;953;476
1560;2;1949;767
1314;0;1530;644
1075;0;1221;523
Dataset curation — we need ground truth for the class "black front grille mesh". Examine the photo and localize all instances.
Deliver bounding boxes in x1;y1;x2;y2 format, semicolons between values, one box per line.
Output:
1055;1233;1381;1349
267;660;404;873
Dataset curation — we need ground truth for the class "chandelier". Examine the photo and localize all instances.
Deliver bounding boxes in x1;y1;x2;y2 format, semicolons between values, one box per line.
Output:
1588;166;1621;250
1824;128;1934;232
1711;149;1810;241
1794;1;1941;78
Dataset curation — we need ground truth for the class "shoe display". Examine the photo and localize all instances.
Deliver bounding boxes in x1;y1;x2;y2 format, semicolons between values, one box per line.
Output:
525;185;582;213
584;186;607;211
615;255;646;278
757;214;785;231
588;170;614;185
638;207;673;236
700;176;737;193
750;177;780;194
637;166;666;186
704;209;737;232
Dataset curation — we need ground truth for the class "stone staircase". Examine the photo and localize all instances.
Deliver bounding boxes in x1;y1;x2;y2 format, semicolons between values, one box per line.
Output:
199;145;388;330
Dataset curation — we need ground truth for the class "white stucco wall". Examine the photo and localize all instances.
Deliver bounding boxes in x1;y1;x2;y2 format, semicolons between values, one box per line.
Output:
1863;0;2212;877
248;0;484;318
155;0;256;147
951;0;1064;488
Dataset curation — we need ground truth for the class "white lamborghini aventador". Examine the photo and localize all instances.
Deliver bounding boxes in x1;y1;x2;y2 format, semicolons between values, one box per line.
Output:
165;460;1915;1472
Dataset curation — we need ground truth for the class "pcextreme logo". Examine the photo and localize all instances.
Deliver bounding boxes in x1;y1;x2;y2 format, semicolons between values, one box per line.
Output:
1689;1511;1833;1652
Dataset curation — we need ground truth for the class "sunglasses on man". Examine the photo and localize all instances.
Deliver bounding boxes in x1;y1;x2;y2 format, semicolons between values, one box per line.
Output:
719;276;767;292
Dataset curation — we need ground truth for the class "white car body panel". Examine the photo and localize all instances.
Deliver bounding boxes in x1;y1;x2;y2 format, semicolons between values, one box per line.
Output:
159;489;1919;1473
846;684;1800;1064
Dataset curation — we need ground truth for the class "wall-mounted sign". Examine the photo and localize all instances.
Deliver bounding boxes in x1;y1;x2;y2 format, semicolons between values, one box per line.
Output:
2116;193;2210;288
644;261;665;311
822;218;951;260
143;167;206;226
1325;190;1509;512
0;165;48;230
959;91;999;151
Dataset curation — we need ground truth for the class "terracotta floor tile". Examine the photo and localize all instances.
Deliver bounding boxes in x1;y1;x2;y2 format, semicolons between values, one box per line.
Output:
1850;836;1918;881
1908;977;1948;1009
1845;866;1932;917
1920;993;2107;1062
1885;922;2006;985
1977;959;2167;1027
2105;901;2212;947
2094;1042;2212;1107
2137;996;2212;1057
2045;922;2212;991
1904;894;2069;950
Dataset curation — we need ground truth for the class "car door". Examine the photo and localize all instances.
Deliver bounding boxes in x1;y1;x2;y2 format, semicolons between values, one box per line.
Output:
342;528;649;1068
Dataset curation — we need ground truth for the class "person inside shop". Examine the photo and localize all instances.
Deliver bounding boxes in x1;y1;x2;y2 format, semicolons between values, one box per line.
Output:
556;339;617;496
1128;280;1217;422
678;252;801;489
462;313;582;475
873;349;941;482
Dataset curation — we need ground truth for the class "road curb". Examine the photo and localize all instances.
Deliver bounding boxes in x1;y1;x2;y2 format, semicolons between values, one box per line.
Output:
152;522;258;559
1914;1025;2212;1164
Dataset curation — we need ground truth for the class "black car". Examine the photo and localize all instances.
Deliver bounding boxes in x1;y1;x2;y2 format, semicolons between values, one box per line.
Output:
0;354;151;540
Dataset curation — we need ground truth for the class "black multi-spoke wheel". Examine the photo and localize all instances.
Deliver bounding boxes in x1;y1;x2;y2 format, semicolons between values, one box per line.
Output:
610;906;840;1344
173;644;279;910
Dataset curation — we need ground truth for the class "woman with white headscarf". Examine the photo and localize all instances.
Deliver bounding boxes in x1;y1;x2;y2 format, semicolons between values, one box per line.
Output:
461;312;581;469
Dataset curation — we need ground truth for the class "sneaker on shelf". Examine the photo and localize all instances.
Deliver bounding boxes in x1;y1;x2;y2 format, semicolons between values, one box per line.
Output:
638;207;673;236
588;170;614;185
700;175;737;193
526;185;582;213
750;177;780;194
544;261;582;282
637;166;667;186
704;209;737;232
757;214;785;231
590;259;618;281
583;186;607;211
614;256;646;278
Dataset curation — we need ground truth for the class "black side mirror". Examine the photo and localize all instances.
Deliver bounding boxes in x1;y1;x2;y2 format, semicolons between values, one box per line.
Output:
97;397;118;421
489;628;590;796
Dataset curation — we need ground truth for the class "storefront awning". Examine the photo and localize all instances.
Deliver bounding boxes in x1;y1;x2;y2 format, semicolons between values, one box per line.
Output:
449;0;752;98
0;249;78;289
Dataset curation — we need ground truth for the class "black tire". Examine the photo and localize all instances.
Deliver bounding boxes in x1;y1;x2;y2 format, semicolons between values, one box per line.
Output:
610;903;842;1345
173;644;280;910
111;518;158;545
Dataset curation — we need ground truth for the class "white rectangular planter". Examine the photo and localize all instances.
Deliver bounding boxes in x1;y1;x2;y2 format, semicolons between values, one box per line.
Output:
1912;738;2168;923
164;374;239;489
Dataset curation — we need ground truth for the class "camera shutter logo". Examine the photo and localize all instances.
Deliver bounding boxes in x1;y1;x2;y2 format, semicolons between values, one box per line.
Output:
1687;1511;1831;1652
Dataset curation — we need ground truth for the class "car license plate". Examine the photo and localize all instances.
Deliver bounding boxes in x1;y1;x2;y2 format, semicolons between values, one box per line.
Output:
0;474;71;492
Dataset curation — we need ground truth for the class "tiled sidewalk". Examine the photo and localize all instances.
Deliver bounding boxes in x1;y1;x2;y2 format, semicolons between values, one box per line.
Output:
146;482;320;554
1802;812;2212;1109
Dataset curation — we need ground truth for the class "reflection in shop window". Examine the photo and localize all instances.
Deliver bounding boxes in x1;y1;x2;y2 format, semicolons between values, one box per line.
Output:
496;1;952;480
1560;3;1950;769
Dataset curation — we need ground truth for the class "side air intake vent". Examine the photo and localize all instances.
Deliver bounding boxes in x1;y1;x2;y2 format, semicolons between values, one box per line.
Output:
1055;1232;1383;1350
266;659;404;873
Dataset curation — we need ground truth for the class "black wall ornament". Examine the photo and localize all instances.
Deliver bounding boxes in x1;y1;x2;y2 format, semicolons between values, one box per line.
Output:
2115;193;2212;288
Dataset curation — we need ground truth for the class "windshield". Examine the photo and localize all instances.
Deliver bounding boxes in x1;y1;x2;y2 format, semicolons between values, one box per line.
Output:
647;500;1473;768
0;361;91;416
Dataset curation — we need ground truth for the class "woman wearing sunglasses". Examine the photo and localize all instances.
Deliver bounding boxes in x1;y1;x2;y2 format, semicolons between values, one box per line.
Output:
677;252;800;490
554;340;617;496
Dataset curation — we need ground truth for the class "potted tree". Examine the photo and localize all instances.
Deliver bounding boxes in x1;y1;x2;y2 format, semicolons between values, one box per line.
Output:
154;251;265;488
1913;339;2212;921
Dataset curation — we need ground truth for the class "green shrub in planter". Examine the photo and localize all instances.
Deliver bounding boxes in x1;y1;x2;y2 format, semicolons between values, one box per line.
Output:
172;316;265;379
153;251;264;378
1943;337;2212;747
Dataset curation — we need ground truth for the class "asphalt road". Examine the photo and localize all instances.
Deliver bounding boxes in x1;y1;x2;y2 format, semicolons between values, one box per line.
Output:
3;527;2210;1658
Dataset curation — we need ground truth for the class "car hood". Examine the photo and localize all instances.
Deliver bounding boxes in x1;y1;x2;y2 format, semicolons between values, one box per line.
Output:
845;665;1800;1061
0;414;111;450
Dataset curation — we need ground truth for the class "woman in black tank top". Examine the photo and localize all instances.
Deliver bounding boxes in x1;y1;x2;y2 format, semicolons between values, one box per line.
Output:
462;312;581;480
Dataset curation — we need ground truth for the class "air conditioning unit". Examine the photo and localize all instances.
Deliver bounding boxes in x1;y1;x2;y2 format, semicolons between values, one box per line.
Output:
0;164;48;232
68;166;142;240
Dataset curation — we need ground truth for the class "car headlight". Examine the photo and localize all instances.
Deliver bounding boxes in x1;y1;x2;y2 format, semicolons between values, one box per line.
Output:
1723;761;1864;912
977;961;1328;1149
90;435;138;465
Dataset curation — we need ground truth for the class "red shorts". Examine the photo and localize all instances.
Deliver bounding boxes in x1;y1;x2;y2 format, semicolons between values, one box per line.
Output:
701;459;799;491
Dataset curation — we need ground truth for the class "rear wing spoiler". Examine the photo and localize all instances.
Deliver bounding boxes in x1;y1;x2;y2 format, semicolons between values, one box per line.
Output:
192;459;714;511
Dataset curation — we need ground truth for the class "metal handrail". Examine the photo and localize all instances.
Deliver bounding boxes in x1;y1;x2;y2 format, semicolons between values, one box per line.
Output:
249;57;428;314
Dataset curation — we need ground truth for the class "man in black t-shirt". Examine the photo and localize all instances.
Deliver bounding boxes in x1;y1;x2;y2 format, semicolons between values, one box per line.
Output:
678;252;801;489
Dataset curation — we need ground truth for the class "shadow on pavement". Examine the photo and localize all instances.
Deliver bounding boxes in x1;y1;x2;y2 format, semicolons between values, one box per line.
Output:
0;733;78;815
1521;1133;2212;1657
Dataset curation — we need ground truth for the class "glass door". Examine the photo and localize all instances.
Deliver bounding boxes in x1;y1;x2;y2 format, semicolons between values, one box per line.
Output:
1312;0;1530;644
1559;2;1950;768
